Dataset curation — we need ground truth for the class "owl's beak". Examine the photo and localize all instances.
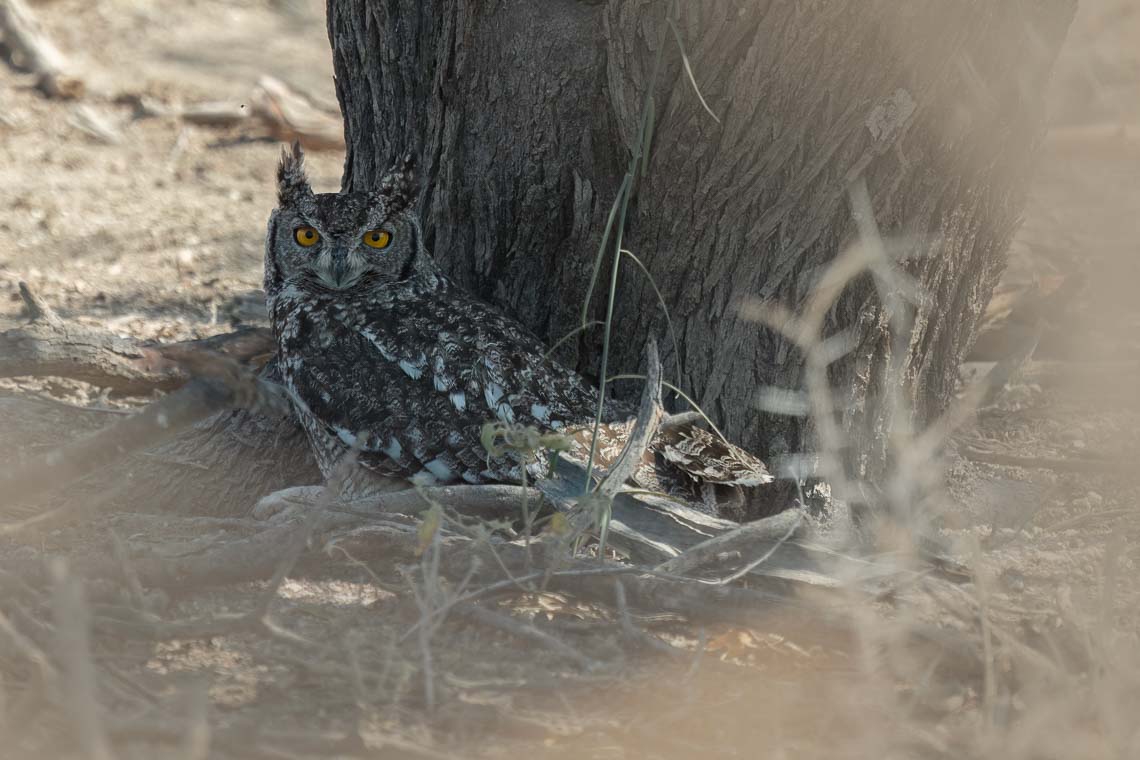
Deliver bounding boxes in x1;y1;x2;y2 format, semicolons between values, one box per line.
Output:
329;255;350;288
317;248;356;289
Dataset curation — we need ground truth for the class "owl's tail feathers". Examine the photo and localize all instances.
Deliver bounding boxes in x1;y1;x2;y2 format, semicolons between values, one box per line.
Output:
651;424;773;487
560;418;772;502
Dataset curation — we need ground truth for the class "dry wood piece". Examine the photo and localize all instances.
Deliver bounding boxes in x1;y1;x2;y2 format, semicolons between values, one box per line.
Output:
595;339;663;496
0;0;84;98
331;525;849;637
0;375;288;510
654;508;808;578
0;283;273;394
250;75;344;151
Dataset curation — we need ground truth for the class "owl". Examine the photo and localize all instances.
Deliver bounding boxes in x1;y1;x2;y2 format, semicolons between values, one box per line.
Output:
264;143;770;510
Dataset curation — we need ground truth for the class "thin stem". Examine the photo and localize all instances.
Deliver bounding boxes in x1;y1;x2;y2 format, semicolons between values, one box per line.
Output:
581;175;633;329
621;248;681;389
583;14;668;490
544;320;604;361
585;175;634;490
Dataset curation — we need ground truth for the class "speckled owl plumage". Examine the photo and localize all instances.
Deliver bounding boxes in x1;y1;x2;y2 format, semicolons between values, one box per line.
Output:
264;143;771;505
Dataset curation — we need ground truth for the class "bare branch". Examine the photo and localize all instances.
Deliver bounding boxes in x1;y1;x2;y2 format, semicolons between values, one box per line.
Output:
0;298;273;394
596;339;663;497
18;281;61;327
654;509;808;577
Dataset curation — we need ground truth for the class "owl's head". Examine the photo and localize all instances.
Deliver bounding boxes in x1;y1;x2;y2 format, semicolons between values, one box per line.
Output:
264;142;429;297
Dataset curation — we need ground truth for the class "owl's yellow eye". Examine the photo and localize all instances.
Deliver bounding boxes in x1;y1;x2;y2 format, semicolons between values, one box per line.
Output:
294;226;320;247
363;230;392;249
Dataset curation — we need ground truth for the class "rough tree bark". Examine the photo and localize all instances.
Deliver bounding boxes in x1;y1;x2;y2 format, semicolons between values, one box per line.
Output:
327;0;1075;481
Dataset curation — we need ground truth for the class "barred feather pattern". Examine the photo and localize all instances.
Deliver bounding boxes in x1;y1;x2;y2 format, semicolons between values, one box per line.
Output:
270;268;770;503
263;151;770;505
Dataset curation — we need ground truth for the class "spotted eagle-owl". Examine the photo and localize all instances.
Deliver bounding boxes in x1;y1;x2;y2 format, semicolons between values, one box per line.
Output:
264;143;770;506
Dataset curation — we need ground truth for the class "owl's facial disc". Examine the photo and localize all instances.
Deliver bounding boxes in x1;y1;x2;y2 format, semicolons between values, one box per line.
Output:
270;154;419;292
299;218;401;291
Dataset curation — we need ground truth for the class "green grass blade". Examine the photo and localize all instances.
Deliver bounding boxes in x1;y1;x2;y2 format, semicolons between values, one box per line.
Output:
620;248;681;389
580;173;632;329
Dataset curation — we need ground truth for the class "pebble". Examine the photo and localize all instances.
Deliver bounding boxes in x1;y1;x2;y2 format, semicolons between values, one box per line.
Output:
1060;427;1085;443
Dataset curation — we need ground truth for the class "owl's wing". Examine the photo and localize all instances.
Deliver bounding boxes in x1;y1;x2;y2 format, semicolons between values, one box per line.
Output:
284;286;617;485
285;281;769;496
281;323;438;479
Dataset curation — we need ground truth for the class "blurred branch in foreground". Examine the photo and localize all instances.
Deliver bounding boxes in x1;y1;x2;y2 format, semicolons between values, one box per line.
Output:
0;0;83;98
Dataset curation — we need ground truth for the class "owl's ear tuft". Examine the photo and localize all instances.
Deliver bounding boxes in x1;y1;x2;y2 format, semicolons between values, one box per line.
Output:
375;152;419;213
277;140;312;206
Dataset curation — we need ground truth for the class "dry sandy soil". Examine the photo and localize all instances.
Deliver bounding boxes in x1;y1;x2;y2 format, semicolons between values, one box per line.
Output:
1;1;1139;758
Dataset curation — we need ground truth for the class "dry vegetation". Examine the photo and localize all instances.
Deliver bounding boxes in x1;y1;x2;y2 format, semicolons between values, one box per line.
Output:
1;0;1139;758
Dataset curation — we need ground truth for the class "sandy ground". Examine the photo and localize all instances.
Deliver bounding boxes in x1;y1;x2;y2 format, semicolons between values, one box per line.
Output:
1;0;1139;758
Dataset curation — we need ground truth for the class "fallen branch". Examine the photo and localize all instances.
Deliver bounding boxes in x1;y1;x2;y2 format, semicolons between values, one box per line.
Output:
0;282;273;394
0;369;289;511
654;508;808;577
596;339;664;497
0;0;84;98
250;76;344;151
961;445;1125;475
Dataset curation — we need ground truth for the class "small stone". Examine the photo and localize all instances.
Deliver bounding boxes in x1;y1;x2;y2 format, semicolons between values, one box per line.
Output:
1086;491;1103;509
1000;567;1026;593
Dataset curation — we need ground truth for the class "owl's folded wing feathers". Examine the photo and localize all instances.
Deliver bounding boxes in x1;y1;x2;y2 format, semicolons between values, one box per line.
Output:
281;281;770;499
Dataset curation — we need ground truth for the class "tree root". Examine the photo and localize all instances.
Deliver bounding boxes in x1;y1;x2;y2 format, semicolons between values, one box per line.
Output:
0;282;273;395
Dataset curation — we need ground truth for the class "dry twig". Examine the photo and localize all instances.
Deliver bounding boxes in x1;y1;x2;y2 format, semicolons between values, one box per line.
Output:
0;0;84;98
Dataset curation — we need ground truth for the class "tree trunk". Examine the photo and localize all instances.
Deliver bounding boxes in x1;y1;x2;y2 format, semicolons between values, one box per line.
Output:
13;1;1075;521
327;0;1075;481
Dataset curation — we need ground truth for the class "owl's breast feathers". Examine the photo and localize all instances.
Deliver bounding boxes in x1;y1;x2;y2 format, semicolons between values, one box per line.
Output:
270;276;770;494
